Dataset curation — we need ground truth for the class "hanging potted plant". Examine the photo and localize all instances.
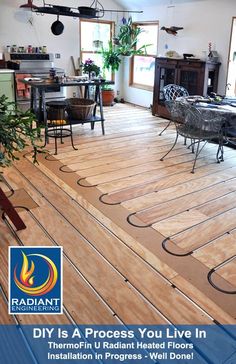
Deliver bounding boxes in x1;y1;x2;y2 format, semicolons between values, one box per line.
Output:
101;41;121;106
100;19;151;105
115;17;151;56
101;41;121;72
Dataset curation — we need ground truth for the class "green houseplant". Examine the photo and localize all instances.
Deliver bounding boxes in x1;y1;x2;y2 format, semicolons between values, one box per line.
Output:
100;18;151;105
80;58;100;78
115;17;151;57
101;41;121;72
101;18;150;73
0;95;42;169
0;95;44;230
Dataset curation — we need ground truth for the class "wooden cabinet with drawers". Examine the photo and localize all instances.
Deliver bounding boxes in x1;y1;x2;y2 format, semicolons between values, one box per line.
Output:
152;57;221;118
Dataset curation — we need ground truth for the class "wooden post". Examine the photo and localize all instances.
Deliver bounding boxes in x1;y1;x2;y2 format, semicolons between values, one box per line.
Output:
0;187;26;230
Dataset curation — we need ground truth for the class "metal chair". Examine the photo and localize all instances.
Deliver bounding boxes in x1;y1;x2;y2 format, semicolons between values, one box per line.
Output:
160;101;224;173
159;84;189;136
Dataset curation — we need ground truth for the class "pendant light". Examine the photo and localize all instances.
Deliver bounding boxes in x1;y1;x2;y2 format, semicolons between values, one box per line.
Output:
20;0;38;10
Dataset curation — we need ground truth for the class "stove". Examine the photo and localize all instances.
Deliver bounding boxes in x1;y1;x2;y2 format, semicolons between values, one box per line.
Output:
5;52;64;75
5;53;66;109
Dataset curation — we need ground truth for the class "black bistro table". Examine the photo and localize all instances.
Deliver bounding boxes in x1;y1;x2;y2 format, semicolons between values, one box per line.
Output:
20;78;114;143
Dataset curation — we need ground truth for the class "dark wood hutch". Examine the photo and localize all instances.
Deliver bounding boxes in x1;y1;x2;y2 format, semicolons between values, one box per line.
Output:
152;57;221;118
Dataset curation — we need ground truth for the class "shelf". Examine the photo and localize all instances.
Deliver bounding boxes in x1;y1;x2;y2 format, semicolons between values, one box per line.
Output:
69;116;103;125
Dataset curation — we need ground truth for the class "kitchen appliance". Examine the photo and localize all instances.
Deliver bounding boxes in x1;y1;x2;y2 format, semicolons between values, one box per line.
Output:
5;53;65;109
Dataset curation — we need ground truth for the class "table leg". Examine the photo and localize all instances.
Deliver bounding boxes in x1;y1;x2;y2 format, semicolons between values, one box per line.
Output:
41;90;48;145
30;87;34;111
98;85;105;135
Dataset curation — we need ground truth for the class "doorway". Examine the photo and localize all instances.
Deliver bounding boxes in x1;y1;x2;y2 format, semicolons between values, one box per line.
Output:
226;17;236;96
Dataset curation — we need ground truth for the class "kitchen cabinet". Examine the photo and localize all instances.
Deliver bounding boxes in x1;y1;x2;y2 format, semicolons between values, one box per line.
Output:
0;71;15;102
152;57;220;118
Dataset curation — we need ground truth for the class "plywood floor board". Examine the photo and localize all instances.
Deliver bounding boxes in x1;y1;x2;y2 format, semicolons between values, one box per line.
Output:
2;103;236;325
32;153;236;321
136;178;236;225
173;207;236;250
193;231;236;269
123;169;236;213
101;155;236;205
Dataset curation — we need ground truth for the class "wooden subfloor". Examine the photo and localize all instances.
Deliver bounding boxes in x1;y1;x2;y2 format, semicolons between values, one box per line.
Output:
1;103;236;327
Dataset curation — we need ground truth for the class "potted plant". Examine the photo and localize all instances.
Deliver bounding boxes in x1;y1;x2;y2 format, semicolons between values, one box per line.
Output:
100;19;151;105
0;95;42;168
101;41;121;72
100;42;121;106
80;58;100;79
101;84;115;106
115;17;151;56
0;95;43;229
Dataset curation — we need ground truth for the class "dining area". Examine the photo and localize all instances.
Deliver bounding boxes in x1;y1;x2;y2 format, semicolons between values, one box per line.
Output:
158;83;236;173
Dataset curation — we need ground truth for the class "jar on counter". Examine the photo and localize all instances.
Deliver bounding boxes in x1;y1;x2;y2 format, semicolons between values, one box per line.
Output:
49;68;56;80
12;45;17;53
18;46;25;53
27;45;32;53
6;45;11;53
42;46;47;54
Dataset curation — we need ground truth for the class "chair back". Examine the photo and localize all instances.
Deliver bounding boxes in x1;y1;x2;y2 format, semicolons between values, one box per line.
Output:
163;84;189;101
165;100;190;124
177;104;224;139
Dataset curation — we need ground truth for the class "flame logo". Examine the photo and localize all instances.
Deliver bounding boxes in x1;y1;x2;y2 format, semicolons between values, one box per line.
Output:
14;251;58;296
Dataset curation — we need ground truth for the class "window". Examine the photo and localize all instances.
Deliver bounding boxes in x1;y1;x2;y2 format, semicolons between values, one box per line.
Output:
130;22;159;90
80;19;114;79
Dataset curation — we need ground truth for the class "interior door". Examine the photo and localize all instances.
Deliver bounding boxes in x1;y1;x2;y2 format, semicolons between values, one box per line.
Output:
226;17;236;97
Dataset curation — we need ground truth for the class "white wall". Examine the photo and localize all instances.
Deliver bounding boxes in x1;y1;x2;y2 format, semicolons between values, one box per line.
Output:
122;0;236;107
0;0;123;95
1;0;236;106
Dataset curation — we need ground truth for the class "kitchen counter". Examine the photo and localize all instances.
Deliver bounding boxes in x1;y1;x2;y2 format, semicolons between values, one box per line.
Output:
0;69;15;73
15;68;64;74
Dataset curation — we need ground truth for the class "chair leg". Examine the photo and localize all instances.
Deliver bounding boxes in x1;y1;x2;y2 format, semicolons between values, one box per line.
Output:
160;131;179;161
187;139;195;152
221;145;224;162
216;137;224;163
191;140;207;173
70;124;78;151
159;120;172;136
191;140;201;173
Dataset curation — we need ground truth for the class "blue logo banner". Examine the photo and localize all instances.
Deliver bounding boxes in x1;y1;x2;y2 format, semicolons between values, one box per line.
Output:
1;325;236;363
9;246;63;315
